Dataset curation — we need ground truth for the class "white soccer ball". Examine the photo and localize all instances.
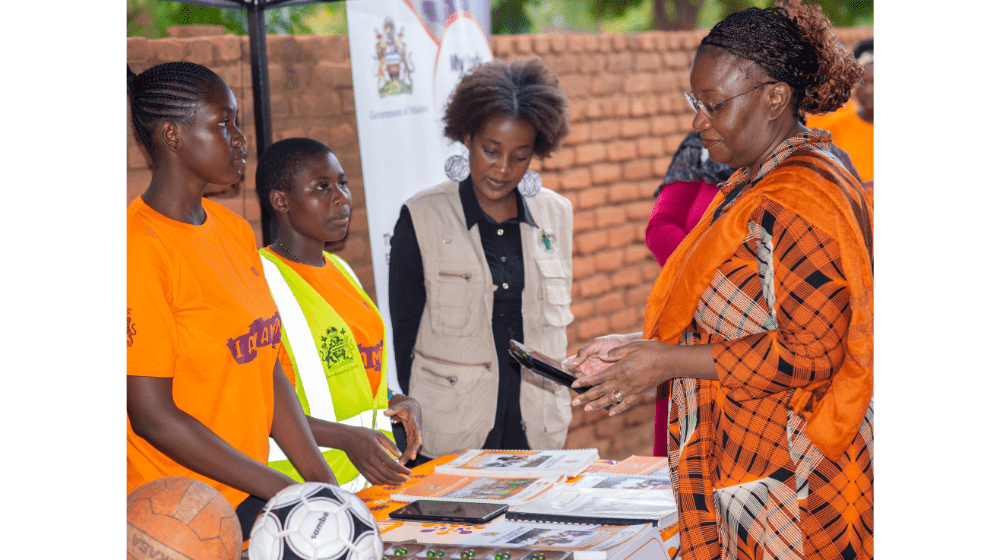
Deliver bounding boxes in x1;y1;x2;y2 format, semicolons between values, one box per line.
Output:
249;482;383;560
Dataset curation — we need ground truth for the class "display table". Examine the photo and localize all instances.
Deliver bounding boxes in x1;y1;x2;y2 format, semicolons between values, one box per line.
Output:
356;455;681;560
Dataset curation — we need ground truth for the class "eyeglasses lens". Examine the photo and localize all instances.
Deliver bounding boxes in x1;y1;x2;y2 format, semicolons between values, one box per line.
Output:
685;92;716;119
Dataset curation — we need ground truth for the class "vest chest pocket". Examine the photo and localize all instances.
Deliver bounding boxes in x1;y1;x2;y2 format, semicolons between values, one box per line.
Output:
409;350;492;436
428;264;486;337
535;258;574;327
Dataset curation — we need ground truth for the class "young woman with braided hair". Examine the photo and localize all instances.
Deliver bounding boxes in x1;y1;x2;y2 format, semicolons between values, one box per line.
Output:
567;2;873;558
126;62;338;543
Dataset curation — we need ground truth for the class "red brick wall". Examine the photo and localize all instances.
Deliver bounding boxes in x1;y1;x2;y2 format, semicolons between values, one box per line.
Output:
126;26;872;459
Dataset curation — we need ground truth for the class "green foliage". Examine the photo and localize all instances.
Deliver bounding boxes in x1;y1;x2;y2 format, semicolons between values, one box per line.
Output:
126;0;348;38
492;0;872;33
492;0;534;34
702;0;872;28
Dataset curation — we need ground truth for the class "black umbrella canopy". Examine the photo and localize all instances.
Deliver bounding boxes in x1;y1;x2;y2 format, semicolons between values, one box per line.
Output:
164;0;343;244
174;0;340;11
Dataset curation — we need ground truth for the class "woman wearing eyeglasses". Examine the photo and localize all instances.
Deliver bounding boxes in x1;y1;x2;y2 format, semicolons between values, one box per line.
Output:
566;2;873;559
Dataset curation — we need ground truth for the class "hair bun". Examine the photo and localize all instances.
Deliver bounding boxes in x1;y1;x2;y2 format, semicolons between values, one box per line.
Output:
778;0;862;116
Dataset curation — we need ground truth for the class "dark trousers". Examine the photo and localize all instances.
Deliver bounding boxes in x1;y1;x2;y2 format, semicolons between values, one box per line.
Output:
235;494;267;542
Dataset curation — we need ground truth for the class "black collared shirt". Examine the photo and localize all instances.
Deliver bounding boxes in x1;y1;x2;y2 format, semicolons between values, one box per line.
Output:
389;178;537;450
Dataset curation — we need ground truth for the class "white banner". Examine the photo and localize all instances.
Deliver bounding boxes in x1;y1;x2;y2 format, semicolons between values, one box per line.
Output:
346;0;493;392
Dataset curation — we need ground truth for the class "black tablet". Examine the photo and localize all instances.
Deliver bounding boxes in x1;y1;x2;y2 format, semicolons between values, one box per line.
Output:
508;340;583;394
388;500;508;524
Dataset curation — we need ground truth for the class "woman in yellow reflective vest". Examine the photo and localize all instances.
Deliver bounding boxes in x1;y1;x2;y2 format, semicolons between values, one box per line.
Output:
255;137;423;492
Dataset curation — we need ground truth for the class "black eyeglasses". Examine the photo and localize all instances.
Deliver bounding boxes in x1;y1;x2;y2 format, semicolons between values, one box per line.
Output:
684;82;777;119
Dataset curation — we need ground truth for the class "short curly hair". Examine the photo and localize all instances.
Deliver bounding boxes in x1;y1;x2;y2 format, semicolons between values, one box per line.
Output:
442;57;570;159
699;0;863;118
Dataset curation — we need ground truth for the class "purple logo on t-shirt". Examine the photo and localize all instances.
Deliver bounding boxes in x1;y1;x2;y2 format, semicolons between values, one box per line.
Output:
359;340;383;373
226;311;282;364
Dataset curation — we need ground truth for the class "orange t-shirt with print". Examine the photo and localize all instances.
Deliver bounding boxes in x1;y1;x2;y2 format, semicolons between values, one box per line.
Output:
127;196;282;508
266;249;384;398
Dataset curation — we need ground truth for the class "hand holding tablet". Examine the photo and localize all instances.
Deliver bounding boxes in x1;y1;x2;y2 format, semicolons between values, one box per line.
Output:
508;340;584;393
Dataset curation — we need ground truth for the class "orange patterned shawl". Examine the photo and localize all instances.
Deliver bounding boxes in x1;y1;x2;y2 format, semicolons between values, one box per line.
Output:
643;145;873;460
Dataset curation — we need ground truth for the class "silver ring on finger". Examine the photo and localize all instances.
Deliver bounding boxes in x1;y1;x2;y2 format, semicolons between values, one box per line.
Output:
613;390;624;404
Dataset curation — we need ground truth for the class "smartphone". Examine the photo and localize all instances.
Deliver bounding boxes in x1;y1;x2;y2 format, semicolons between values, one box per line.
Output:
508;340;583;393
388;500;509;524
509;340;610;410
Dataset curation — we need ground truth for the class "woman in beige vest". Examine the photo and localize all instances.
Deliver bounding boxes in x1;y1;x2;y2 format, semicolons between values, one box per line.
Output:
389;58;574;461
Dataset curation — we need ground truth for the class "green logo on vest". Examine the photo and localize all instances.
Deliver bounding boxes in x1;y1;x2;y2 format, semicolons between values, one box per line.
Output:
320;326;351;369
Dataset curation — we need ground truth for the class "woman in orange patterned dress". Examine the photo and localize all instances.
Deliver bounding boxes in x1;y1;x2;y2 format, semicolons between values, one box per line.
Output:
566;2;873;559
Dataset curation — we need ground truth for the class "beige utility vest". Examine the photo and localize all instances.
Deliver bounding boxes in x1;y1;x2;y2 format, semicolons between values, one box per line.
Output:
405;181;574;458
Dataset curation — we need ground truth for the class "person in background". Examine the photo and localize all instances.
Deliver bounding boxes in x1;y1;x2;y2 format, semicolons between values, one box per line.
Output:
126;62;338;543
646;131;737;267
567;1;873;558
809;37;873;190
255;138;423;492
645;131;736;458
389;58;573;461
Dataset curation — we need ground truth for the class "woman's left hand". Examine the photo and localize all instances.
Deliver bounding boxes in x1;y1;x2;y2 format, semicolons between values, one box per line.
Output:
570;339;673;414
385;395;423;463
571;340;718;415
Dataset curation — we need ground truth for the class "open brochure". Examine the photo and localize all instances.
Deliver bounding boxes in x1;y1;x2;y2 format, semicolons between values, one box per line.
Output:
459;521;666;560
390;472;560;505
571;474;672;491
436;449;599;479
506;485;678;528
597;456;672;478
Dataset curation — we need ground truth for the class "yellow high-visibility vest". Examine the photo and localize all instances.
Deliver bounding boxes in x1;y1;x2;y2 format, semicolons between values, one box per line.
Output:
260;250;393;492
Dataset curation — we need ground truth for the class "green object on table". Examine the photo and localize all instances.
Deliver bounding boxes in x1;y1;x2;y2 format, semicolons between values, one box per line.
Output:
395;548;407;556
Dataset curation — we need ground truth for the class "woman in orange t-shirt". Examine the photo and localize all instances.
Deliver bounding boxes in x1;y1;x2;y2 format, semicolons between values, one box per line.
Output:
807;38;873;189
126;62;337;541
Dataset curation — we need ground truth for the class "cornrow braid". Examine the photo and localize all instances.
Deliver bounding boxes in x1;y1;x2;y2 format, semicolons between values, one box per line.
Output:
128;62;223;157
700;0;862;118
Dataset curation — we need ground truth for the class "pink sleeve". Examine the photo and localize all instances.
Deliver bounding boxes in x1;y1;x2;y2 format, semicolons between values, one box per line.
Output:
645;181;711;266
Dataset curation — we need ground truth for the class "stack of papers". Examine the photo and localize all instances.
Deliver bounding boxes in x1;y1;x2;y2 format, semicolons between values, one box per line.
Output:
436;449;600;479
505;485;678;528
389;472;559;505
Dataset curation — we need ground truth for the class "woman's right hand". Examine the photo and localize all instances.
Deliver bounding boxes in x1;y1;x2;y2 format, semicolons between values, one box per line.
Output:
563;333;643;376
339;425;412;486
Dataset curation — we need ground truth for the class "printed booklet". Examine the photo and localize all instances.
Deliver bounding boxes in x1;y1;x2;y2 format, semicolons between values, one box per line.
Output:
597;456;672;478
571;474;673;492
379;520;667;560
435;449;599;479
458;521;666;560
390;472;560;505
505;485;678;528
